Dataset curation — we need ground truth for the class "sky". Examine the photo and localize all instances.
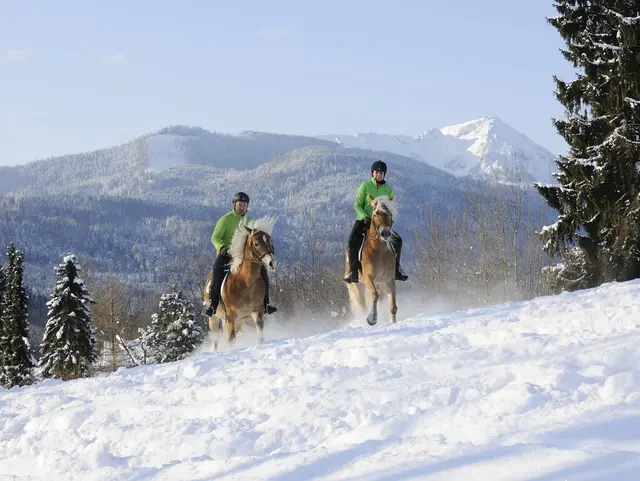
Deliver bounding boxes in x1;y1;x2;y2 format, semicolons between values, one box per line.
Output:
2;279;640;479
0;0;576;166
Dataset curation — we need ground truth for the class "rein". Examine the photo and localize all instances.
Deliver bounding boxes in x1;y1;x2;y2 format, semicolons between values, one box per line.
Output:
367;206;392;242
246;233;274;265
367;220;381;241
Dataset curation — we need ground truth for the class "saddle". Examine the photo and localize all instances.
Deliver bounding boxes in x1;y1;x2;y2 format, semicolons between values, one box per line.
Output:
220;264;230;295
358;218;371;264
357;235;365;265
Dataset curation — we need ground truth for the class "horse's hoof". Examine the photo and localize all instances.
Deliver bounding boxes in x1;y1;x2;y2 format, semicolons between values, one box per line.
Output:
367;314;377;326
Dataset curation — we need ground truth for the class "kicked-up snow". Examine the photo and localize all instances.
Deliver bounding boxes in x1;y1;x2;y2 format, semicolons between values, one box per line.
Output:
2;280;640;480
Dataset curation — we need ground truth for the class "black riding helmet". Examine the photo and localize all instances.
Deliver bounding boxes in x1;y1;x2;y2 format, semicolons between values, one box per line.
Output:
233;191;250;204
371;160;387;175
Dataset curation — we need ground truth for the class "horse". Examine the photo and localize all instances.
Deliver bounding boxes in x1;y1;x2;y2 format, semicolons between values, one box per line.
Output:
203;217;277;351
345;194;398;326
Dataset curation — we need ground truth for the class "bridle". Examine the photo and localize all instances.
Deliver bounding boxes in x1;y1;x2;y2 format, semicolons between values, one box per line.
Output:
368;205;393;242
247;232;275;264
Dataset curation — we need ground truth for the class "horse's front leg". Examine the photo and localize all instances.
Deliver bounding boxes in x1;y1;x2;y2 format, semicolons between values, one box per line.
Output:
387;280;397;324
211;314;223;351
364;274;379;326
226;311;238;344
250;311;265;344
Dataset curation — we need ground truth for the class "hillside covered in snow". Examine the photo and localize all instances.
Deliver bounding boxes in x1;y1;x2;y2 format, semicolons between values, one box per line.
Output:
2;279;639;480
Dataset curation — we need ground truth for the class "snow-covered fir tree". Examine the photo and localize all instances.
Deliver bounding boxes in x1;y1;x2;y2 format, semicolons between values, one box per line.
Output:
142;286;204;363
0;243;35;388
0;264;7;376
535;1;640;289
40;254;97;381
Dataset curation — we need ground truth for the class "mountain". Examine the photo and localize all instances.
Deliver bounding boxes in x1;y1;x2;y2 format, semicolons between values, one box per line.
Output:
0;117;557;199
317;116;559;184
0;126;339;197
0;133;488;293
0;124;556;329
2;278;640;480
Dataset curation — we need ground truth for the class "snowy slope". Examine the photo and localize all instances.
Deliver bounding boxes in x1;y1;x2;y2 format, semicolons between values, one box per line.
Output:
3;280;640;480
145;134;190;172
319;116;559;184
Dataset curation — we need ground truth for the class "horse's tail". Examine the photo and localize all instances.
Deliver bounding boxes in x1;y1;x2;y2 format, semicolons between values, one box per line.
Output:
203;271;213;307
347;282;367;316
345;247;367;316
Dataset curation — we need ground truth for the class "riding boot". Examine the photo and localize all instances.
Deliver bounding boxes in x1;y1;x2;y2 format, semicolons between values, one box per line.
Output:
343;247;352;283
344;220;366;283
204;279;220;316
343;247;359;283
205;253;229;316
261;266;277;314
392;234;408;281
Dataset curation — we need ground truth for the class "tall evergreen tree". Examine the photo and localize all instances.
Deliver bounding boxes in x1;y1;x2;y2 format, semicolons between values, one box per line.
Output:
142;286;204;363
40;254;97;381
0;243;35;388
536;1;640;288
0;265;7;375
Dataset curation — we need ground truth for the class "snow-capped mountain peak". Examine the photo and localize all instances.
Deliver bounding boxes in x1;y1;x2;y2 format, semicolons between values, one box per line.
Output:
318;116;558;184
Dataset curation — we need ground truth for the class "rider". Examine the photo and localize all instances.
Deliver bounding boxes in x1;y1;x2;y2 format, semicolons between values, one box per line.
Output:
204;191;277;317
343;160;408;284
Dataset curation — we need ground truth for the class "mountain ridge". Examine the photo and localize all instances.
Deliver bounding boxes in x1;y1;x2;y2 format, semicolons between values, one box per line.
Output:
1;116;558;188
0;120;556;310
317;116;558;184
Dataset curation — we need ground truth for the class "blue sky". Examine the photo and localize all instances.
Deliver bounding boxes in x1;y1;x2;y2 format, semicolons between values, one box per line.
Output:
0;0;575;166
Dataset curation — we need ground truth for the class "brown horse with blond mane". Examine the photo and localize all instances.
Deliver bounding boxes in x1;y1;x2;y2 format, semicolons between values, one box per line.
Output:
345;195;398;325
203;217;276;350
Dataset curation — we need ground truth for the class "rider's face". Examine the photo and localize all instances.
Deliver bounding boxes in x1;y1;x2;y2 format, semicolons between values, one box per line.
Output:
372;170;385;182
234;201;248;215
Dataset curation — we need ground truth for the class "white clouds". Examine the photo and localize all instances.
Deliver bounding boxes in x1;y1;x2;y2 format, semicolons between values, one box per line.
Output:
0;49;128;68
6;49;28;60
102;53;126;65
0;49;28;65
257;27;290;41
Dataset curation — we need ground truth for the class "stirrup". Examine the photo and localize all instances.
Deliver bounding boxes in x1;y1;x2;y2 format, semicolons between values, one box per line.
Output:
204;304;215;316
343;270;359;284
395;268;408;281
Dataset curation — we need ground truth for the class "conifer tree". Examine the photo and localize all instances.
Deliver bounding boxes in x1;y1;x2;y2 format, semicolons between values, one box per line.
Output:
40;254;97;380
0;243;35;388
0;265;7;376
142;286;204;363
536;1;640;288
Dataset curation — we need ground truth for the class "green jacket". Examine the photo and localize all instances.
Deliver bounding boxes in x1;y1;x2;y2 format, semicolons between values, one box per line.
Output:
211;210;252;255
354;178;394;220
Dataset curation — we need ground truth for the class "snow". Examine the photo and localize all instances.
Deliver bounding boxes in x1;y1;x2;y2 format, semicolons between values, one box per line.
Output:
3;280;640;480
604;7;640;25
317;116;559;185
145;134;190;172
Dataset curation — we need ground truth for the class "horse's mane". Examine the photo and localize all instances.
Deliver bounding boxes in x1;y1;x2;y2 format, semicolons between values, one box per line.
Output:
229;216;277;273
372;195;398;220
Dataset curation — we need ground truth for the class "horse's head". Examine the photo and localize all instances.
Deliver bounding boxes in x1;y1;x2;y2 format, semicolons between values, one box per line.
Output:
228;216;277;275
368;194;396;242
244;226;276;271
